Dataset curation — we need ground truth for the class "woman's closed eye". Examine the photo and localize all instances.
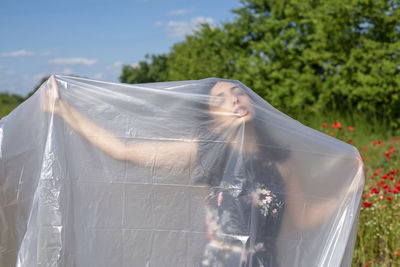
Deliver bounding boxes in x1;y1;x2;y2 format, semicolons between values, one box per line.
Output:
210;93;225;106
233;88;245;97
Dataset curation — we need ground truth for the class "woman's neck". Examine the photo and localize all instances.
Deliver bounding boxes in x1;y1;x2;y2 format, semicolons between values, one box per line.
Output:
229;122;259;154
209;121;259;154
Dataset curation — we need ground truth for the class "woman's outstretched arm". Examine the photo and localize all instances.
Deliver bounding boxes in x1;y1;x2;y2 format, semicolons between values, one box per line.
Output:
277;156;364;231
44;75;197;166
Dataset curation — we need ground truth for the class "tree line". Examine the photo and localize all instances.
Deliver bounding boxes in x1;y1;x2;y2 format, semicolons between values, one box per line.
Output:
1;0;399;125
0;77;48;118
120;0;400;126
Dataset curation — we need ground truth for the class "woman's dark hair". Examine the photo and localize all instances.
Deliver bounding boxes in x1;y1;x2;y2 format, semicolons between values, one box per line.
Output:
192;78;290;186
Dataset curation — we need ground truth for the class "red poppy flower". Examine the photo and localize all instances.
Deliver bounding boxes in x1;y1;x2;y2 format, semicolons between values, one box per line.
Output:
370;187;379;194
396;252;400;256
385;151;390;156
322;123;328;128
363;201;372;208
382;184;389;189
371;141;376;146
362;146;368;151
374;168;382;176
347;126;354;131
330;132;334;136
378;140;382;146
387;196;393;201
347;139;353;143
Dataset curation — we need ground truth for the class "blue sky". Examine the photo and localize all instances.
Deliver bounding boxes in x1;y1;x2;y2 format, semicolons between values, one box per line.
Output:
0;0;241;95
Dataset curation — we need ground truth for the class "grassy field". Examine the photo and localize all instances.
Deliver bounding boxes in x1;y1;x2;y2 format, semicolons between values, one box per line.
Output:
297;113;400;266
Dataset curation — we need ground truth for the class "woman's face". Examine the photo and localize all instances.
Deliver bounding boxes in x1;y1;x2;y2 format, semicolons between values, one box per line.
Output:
208;81;255;127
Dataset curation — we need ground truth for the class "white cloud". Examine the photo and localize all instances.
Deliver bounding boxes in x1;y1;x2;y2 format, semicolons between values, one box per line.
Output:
168;8;193;16
48;57;98;66
105;61;126;70
114;61;124;68
33;73;47;80
92;73;103;79
106;61;138;70
0;49;35;57
158;16;214;37
62;68;73;75
153;21;163;27
5;70;16;76
39;51;52;56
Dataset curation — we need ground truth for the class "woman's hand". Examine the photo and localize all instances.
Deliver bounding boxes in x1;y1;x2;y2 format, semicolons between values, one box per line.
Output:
43;75;62;114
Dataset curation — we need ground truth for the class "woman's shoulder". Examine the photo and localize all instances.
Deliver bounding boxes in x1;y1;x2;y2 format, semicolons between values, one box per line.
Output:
192;139;230;186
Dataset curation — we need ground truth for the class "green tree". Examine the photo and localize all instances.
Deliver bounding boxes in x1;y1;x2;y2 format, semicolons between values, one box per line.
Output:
123;0;400;124
119;54;168;83
229;0;400;121
0;76;50;118
0;92;24;118
167;24;240;80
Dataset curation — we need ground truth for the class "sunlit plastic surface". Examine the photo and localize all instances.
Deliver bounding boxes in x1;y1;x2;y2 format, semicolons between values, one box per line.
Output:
0;75;364;266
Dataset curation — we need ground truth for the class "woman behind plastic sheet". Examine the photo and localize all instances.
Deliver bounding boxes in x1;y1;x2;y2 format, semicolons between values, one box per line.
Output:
43;75;361;267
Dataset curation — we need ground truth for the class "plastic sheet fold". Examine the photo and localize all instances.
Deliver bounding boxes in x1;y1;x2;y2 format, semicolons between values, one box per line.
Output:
0;75;364;266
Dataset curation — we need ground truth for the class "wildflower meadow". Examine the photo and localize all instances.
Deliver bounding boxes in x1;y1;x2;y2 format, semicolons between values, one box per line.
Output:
318;120;400;266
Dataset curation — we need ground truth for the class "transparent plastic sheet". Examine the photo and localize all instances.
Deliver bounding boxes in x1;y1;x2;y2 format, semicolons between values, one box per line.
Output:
0;75;364;267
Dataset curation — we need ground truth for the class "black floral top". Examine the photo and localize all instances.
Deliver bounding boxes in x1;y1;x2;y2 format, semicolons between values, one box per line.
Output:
194;144;286;267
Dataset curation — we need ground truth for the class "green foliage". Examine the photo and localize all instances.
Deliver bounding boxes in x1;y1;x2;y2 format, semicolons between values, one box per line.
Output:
230;0;400;123
168;25;241;80
0;76;49;118
120;0;400;127
0;92;24;118
119;54;168;83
